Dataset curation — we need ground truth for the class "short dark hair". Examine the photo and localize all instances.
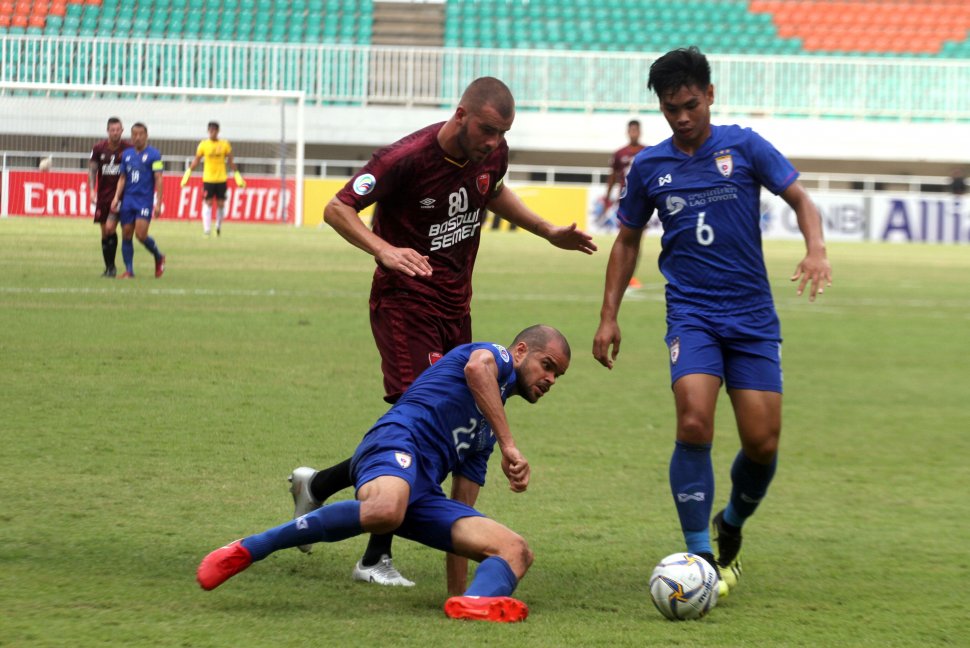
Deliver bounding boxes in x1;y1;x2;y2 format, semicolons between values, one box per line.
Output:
648;46;711;99
460;77;515;120
208;121;220;130
512;325;571;360
107;117;122;127
627;119;640;128
131;122;148;133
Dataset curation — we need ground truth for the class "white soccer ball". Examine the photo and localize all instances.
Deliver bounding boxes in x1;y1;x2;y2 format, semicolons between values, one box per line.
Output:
649;552;719;620
38;156;52;172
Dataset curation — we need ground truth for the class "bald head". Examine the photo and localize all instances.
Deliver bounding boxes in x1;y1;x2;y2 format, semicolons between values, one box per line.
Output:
512;324;571;360
459;77;515;120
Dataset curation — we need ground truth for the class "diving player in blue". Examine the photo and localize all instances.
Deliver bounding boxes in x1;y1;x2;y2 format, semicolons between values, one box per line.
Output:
110;122;166;279
593;47;832;598
197;325;571;623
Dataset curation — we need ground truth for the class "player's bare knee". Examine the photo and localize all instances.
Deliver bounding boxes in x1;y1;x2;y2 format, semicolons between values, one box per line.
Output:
677;415;713;444
499;533;533;576
360;499;405;534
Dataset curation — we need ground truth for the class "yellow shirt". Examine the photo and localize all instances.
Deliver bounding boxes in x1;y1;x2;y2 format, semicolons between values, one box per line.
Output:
196;138;233;183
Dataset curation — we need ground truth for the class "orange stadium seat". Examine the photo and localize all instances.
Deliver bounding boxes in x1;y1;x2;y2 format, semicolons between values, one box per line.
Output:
0;15;10;28
760;0;970;55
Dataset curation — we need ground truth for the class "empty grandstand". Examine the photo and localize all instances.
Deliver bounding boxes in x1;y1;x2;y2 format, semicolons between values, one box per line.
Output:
1;1;969;180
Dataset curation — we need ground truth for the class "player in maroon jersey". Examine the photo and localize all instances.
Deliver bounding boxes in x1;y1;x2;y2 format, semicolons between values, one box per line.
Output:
88;117;131;277
286;77;597;591
603;119;647;290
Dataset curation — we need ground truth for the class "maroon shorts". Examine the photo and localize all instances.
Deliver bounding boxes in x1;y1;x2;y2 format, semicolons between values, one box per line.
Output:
93;199;117;224
370;299;472;403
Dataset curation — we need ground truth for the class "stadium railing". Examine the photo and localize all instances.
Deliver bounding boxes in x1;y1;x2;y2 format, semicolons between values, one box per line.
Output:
1;35;969;121
1;150;958;195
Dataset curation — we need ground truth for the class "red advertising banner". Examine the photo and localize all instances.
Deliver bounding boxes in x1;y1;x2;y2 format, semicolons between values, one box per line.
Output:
3;170;295;222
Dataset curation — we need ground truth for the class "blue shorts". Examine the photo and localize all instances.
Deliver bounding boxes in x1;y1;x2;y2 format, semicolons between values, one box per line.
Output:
351;423;484;554
119;203;154;225
665;307;783;393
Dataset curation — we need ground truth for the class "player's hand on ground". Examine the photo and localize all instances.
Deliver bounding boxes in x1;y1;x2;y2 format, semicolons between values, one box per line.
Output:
592;320;621;369
791;252;832;301
501;447;530;492
376;246;433;278
547;222;598;255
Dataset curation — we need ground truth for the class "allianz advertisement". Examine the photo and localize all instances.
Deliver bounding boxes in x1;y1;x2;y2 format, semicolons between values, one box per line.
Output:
585;186;970;244
757;192;970;243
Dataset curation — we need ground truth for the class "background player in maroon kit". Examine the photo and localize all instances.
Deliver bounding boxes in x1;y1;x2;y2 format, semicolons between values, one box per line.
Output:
287;77;597;591
88;117;131;277
603;119;647;290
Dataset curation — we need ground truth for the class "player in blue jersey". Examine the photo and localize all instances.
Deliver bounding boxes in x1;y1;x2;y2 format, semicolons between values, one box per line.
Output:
592;47;832;597
110;122;166;279
197;325;570;623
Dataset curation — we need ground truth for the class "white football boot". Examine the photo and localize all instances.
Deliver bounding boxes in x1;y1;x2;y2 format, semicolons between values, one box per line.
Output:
288;466;321;553
352;554;415;587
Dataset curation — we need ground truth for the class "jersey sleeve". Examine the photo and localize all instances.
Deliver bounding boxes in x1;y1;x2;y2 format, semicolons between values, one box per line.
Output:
89;144;99;163
747;129;799;195
616;159;654;229
196;140;206;157
151;149;164;172
335;153;408;212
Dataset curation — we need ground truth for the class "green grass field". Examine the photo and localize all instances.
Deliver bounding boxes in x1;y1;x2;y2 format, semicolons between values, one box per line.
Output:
2;217;968;647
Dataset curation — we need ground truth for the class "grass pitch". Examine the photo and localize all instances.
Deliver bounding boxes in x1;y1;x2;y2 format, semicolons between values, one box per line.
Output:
1;217;968;647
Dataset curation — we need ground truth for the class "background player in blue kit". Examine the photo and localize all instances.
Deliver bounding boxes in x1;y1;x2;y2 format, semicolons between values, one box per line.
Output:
592;47;832;597
197;325;571;623
110;122;166;279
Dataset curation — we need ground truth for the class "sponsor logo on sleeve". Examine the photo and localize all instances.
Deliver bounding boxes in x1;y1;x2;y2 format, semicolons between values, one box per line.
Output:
353;173;376;196
493;344;510;363
394;452;413;469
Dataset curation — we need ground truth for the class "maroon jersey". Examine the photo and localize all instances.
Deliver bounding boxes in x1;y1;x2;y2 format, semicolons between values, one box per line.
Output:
609;143;646;190
336;122;509;318
90;138;131;204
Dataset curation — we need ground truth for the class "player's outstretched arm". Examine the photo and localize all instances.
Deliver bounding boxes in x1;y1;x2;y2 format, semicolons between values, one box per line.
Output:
464;349;529;492
323;196;432;277
781;182;832;301
593;224;642;369
486;185;597;254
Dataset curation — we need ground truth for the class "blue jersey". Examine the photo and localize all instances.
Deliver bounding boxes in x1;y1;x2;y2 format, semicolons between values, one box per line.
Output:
368;342;517;486
119;146;163;211
618;124;798;315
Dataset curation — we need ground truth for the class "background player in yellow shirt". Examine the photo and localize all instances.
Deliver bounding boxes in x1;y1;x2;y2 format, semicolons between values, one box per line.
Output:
182;121;245;236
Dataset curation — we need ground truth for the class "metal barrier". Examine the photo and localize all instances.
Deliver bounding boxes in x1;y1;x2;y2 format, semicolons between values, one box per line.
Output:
2;35;969;120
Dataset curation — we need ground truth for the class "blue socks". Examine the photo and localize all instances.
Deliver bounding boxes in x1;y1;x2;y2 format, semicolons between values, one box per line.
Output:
141;236;161;259
464;556;518;597
724;450;777;528
122;239;134;273
669;441;715;556
241;500;362;561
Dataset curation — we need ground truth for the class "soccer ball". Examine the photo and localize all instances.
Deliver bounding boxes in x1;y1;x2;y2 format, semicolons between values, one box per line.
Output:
649;553;719;620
